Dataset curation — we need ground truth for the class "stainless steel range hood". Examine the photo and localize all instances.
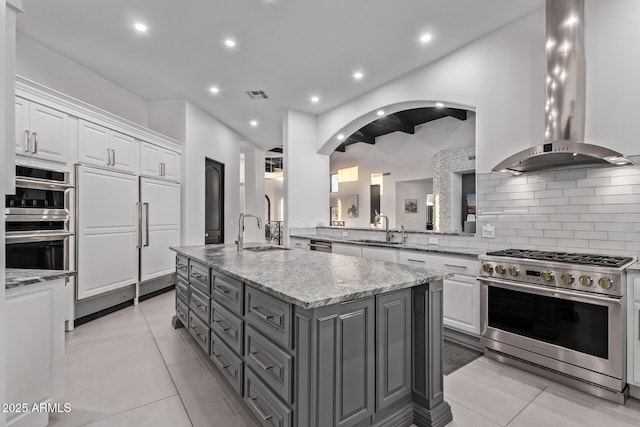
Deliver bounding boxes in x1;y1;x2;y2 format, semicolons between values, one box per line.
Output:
493;0;633;174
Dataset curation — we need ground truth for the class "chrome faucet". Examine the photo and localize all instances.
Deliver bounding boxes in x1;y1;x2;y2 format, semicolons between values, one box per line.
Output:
374;210;391;242
237;213;262;251
400;225;407;243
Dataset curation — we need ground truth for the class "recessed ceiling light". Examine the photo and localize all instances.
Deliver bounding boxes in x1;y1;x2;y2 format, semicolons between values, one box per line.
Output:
134;22;148;33
224;38;236;48
209;86;220;94
337;134;345;141
419;33;432;44
310;96;320;103
250;120;258;127
353;71;364;80
376;110;385;116
435;102;444;108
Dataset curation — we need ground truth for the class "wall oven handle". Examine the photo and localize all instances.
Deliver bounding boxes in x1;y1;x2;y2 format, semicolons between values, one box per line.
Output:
14;178;74;190
6;232;72;244
478;277;622;305
144;202;150;247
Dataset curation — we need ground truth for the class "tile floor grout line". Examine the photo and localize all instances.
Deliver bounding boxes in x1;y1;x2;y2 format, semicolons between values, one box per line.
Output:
139;296;195;427
76;393;181;427
504;386;548;426
443;395;505;427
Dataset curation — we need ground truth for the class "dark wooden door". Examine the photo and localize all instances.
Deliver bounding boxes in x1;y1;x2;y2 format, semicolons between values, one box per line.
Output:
205;158;224;244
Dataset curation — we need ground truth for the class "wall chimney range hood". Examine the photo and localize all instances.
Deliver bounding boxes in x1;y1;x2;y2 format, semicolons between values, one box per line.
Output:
493;0;633;174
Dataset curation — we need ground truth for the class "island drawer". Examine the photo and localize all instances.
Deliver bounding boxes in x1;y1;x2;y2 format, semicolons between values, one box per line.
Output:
176;298;189;327
245;286;292;349
188;311;210;354
189;260;210;295
189;286;210;324
211;300;243;355
245;367;292;427
210;332;244;396
176;276;189;303
176;255;189;278
211;270;243;315
245;325;293;404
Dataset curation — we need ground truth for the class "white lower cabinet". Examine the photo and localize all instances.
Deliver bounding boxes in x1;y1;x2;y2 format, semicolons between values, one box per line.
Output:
5;279;65;427
332;243;363;258
443;275;480;335
627;271;640;396
77;166;138;300
361;246;397;263
289;237;310;249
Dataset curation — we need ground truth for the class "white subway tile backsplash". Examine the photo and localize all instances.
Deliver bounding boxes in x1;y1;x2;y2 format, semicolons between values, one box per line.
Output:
544;230;573;239
534;222;563;230
569;196;604;205
507;191;535;200
521;214;549;222
550;214;580;222
499;176;529;186
556;205;585;214
594;222;634;232
555;170;587;181
534;189;563;198
595;186;633;195
547;180;577;190
576;178;611;188
589;240;627;250
529;237;558;246
563;188;595;197
518;229;545;238
611;174;640;185
573;231;608;240
602;195;640;204
558;239;590;248
588;204;640;213
563;222;594;231
507;221;534;230
608;232;640;241
540;197;570;206
586;167;637;178
496;183;547;193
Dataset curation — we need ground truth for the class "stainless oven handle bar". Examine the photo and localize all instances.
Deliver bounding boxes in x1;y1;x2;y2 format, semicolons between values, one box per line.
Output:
478;277;622;306
6;232;72;244
15;178;74;190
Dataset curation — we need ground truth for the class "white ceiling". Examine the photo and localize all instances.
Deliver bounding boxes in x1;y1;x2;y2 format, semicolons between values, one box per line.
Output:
16;0;543;150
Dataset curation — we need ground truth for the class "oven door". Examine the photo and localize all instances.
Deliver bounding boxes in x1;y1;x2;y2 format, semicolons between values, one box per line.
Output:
480;277;624;381
6;232;71;270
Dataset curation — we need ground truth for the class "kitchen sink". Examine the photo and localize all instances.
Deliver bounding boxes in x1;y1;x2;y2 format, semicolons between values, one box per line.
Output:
245;246;290;252
354;239;403;245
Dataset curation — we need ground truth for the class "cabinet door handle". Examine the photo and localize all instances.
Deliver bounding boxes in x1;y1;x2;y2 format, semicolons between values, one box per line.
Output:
248;397;273;422
111;149;116;166
107;148;112;166
250;307;274;321
136;202;142;248
407;258;425;263
213;320;231;332
24;130;30;153
32;132;38;154
445;263;468;270
249;351;273;371
212;353;230;369
214;284;230;294
144;202;150;247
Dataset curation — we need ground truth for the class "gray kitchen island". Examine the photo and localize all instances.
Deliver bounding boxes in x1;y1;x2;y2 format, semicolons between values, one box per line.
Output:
170;244;453;427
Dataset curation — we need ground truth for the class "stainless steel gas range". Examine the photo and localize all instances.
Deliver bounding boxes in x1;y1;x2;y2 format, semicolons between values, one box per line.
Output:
478;249;637;404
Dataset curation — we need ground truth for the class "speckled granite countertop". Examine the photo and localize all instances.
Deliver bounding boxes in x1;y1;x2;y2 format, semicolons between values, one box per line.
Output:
289;233;484;257
6;269;75;290
316;226;474;237
171;244;452;309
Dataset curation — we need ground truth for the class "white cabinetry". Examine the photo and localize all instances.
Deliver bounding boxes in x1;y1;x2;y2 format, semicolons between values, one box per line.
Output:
15;98;68;164
627;270;640;397
333;243;363;258
78;119;139;173
290;237;310;249
141;141;180;182
362;246;397;263
140;178;181;282
77;166;138;300
5;279;65;427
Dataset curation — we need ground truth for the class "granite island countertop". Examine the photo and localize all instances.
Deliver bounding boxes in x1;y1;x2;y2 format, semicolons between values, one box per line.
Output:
171;244;452;309
289;232;484;257
6;268;75;290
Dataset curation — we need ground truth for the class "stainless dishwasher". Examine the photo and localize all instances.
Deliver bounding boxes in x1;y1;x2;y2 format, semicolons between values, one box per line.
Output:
309;239;332;253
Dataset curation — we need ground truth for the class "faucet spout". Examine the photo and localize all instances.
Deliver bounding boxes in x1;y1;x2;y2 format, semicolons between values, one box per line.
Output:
237;213;262;251
374;212;391;242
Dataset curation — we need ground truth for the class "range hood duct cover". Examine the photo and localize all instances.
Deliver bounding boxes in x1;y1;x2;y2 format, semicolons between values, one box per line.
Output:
493;0;633;174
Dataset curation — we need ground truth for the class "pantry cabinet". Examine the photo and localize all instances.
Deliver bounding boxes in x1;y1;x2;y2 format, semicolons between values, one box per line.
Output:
141;141;181;182
627;269;640;397
15;98;69;164
78;119;139;174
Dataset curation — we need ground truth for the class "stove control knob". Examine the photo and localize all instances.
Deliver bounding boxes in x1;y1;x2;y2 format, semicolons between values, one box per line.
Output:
579;275;593;287
508;266;520;277
598;278;613;289
561;273;574;285
541;271;554;282
495;265;506;274
482;263;494;274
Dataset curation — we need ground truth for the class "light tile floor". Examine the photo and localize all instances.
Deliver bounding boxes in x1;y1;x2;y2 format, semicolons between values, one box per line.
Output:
52;290;640;426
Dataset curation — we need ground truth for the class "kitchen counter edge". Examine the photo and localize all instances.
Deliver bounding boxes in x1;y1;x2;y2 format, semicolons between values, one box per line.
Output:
6;269;76;290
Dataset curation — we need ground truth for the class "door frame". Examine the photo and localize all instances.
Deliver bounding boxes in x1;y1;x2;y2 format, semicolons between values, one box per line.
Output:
205;157;225;244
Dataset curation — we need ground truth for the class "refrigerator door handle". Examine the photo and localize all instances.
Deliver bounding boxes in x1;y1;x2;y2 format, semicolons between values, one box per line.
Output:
144;202;150;247
137;202;142;248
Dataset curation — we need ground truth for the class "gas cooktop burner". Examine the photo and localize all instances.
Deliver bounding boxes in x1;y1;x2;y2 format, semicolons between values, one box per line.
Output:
486;249;634;268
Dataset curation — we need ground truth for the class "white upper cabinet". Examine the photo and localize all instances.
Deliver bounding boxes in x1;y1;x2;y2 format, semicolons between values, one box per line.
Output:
78;119;139;174
15;97;69;164
140;140;180;182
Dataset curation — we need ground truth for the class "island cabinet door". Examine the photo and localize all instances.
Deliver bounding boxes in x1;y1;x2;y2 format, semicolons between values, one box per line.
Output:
376;290;412;411
296;297;375;427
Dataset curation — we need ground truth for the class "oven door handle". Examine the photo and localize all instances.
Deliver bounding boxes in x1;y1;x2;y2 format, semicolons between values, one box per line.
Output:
478;277;622;306
6;232;72;244
15;178;74;190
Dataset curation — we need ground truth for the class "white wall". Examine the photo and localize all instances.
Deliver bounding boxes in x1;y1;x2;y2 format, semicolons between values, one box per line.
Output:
284;109;329;240
265;177;284;222
15;33;149;126
395;180;432;231
1;1;8;418
243;148;266;243
148;99;186;142
330;114;475;228
182;101;243;245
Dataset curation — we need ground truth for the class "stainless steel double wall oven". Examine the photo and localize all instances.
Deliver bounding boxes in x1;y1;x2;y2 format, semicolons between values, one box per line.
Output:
5;166;73;270
479;249;636;403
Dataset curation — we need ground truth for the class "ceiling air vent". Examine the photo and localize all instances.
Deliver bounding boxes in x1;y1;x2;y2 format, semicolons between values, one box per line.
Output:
246;90;269;100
